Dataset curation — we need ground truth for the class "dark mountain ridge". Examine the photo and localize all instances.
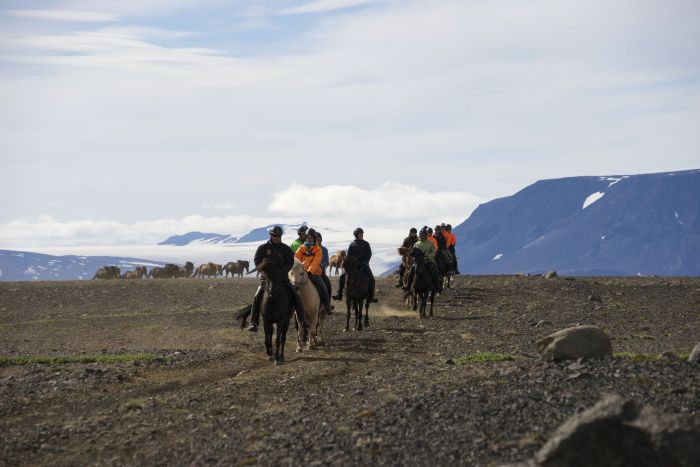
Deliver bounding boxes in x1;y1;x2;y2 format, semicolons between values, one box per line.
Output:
453;169;700;275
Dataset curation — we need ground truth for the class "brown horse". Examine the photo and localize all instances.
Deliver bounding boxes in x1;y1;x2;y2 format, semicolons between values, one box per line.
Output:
122;266;147;279
93;266;120;279
236;259;294;364
222;260;250;278
329;250;346;276
148;263;191;279
192;262;223;278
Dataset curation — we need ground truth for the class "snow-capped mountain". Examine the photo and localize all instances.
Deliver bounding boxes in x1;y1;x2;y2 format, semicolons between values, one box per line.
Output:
158;231;238;246
453;169;700;276
0;250;167;281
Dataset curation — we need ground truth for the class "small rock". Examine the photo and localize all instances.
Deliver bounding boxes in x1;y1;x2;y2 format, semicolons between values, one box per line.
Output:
535;320;552;328
688;342;700;365
660;351;681;363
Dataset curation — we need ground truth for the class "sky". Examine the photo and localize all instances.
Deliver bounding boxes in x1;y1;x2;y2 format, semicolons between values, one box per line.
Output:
1;0;699;247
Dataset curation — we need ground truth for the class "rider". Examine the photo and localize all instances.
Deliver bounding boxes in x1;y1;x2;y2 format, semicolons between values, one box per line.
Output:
315;231;334;313
289;225;308;253
332;227;378;303
403;226;441;295
445;223;460;274
295;229;333;316
396;227;418;288
427;227;438;252
248;225;309;332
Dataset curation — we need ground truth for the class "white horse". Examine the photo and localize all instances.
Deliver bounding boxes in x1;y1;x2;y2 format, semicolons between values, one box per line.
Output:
288;258;327;351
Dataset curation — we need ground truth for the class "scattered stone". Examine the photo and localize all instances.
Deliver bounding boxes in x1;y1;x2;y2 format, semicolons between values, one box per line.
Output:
536;325;612;361
688;342;700;365
544;271;558;279
660;351;682;363
535;320;552;328
587;295;601;302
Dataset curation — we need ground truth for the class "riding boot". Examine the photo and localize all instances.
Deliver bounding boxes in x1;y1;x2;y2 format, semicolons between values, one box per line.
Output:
248;285;264;332
332;273;345;301
287;284;309;329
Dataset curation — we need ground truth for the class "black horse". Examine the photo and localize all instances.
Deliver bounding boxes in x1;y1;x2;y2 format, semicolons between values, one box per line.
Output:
341;255;371;332
236;260;294;364
409;248;436;319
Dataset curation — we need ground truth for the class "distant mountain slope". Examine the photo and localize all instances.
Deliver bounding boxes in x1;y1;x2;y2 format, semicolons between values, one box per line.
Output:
158;231;237;246
236;223;307;243
0;250;167;281
453;169;700;276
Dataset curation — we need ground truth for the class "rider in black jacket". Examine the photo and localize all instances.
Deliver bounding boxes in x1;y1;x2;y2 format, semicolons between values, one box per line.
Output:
332;227;378;303
248;225;309;332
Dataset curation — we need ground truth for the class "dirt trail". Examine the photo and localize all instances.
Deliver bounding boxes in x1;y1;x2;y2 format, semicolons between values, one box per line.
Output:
1;276;699;466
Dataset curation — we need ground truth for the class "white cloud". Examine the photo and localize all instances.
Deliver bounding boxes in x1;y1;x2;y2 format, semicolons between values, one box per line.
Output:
6;9;122;22
277;0;390;15
268;182;481;228
202;202;236;211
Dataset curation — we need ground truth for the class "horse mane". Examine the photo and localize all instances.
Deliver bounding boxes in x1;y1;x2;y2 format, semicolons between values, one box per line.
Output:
398;247;410;256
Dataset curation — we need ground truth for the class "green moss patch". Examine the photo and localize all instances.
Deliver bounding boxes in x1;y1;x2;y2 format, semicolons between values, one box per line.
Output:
0;353;158;366
453;352;517;364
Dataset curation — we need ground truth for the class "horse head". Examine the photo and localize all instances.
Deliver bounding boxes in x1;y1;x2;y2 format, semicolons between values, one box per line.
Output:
288;259;309;288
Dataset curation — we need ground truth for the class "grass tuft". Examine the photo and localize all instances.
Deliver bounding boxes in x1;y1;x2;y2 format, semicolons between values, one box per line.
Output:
0;353;158;366
614;351;687;362
453;352;517;364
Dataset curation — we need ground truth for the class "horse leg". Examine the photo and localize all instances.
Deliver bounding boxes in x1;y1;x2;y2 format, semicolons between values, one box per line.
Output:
277;320;290;365
294;312;303;353
356;300;363;331
429;290;435;317
363;300;369;328
307;310;317;351
274;323;284;365
264;321;273;359
412;291;418;311
344;299;351;332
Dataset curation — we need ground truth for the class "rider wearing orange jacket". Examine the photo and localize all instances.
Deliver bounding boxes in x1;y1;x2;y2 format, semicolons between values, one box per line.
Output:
295;229;332;314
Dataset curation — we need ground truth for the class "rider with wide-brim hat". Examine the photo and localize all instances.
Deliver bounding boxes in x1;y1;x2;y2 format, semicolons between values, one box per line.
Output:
248;225;309;332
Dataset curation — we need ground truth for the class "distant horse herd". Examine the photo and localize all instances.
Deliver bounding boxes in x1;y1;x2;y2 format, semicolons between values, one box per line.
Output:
92;260;250;280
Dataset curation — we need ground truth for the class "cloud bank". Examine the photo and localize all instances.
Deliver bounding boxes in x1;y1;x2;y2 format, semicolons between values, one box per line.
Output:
0;183;479;247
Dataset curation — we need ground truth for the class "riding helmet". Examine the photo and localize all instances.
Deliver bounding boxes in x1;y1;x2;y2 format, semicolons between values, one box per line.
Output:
409;227;417;234
306;228;317;238
297;225;308;235
269;225;284;236
419;226;429;237
353;227;364;237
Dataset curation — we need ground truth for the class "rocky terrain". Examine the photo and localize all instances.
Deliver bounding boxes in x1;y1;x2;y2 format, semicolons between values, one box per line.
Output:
1;275;699;466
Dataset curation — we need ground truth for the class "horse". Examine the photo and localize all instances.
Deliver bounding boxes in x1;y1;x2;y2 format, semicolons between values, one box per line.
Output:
122;266;147;279
341;255;371;332
192;262;223;278
93;266;120;279
222;260;249;278
435;249;454;290
148;263;190;279
329;250;346;276
409;248;436;319
236;259;295;364
288;259;326;352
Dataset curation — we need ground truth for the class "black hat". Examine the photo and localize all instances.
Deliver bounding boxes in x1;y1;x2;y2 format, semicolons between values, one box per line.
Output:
297;225;308;235
314;231;322;239
409;227;417;234
353;227;364;237
306;228;317;238
269;225;284;236
446;224;452;230
419;226;429;236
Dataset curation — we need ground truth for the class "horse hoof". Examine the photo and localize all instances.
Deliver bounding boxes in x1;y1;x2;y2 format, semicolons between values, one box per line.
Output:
295;347;302;353
343;328;349;333
275;359;285;366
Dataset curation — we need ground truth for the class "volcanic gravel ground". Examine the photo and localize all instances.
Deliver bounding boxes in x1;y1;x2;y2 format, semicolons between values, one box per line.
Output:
0;275;699;466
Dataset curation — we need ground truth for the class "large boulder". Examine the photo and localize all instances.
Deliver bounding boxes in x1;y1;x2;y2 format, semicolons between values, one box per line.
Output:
530;395;700;467
688;342;700;365
536;325;612;361
535;395;657;467
544;271;558;279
